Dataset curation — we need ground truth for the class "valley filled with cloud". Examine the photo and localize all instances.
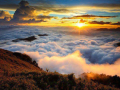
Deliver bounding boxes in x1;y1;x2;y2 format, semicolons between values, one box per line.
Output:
0;26;120;77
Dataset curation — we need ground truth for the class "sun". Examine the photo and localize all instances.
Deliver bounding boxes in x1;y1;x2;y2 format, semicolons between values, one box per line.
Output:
76;23;85;27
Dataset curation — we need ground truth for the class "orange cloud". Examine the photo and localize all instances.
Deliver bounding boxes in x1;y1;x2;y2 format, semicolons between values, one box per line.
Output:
0;10;12;19
89;21;111;25
62;14;117;19
24;50;120;77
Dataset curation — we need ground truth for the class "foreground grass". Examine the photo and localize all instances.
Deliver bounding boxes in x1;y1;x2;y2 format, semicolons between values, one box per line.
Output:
0;71;119;90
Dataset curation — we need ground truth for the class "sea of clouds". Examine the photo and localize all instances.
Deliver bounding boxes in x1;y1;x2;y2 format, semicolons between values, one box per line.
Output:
0;26;120;77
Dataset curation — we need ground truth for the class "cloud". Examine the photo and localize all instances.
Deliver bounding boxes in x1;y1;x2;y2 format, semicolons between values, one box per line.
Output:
0;11;12;24
79;19;86;23
62;14;117;19
89;21;111;25
87;21;120;25
75;15;117;18
68;4;120;13
97;27;120;31
24;50;120;77
0;1;56;25
1;26;120;77
51;8;70;13
2;28;120;64
0;4;18;11
13;19;45;23
1;0;120;16
0;0;53;5
12;1;37;21
89;21;120;25
0;10;12;19
112;22;120;25
0;17;12;24
36;15;57;20
0;0;71;15
64;40;120;64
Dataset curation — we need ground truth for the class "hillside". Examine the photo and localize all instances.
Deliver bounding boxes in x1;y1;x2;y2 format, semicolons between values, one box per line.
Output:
0;49;119;90
0;48;42;75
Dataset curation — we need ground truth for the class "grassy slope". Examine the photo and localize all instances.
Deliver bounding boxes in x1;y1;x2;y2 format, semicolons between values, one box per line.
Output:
0;49;41;75
0;49;119;90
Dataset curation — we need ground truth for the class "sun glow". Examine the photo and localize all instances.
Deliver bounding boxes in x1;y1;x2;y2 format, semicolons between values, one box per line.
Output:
76;23;85;27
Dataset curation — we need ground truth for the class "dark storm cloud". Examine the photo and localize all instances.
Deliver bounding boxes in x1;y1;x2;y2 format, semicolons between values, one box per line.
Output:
88;21;120;25
12;0;36;21
0;0;54;11
1;0;120;14
12;19;45;23
96;27;120;31
52;8;70;13
12;0;56;21
62;14;117;19
0;0;56;24
111;22;120;25
0;19;45;25
89;21;111;25
37;15;57;20
0;0;52;5
0;4;18;11
0;0;40;24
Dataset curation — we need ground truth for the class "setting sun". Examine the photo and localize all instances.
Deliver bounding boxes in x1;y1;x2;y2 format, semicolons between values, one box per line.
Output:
76;23;85;27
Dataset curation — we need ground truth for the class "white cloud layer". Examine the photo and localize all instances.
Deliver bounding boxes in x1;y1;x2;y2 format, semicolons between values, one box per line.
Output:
25;51;120;77
0;26;120;77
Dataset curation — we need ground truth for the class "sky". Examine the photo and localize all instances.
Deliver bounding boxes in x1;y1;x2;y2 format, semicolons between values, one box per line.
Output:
0;0;120;28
